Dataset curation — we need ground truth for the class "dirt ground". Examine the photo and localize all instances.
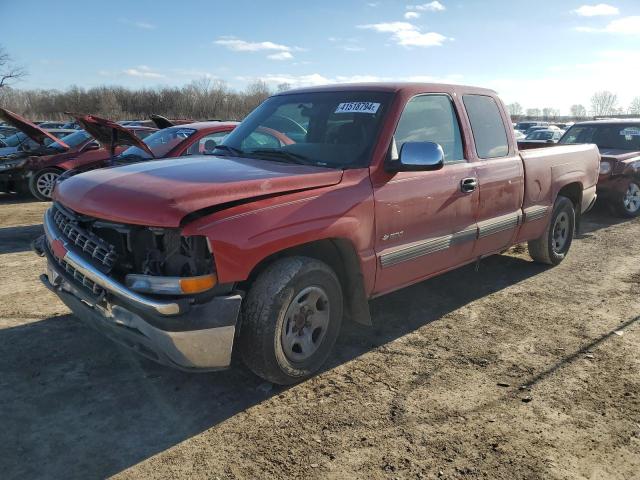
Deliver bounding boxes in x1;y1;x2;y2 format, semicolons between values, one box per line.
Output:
0;193;638;480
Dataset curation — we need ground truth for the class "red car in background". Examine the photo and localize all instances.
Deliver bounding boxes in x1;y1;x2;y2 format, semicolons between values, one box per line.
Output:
25;124;156;200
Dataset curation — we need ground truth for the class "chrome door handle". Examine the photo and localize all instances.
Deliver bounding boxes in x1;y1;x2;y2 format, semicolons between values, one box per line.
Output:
461;177;478;193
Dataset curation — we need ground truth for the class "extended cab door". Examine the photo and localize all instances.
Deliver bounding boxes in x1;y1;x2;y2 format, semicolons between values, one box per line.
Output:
372;94;480;295
461;94;524;257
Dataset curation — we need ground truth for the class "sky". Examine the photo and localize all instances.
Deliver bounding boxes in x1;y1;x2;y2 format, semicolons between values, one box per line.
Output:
2;0;640;114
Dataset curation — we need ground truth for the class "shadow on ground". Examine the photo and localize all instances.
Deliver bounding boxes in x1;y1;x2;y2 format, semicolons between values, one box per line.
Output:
0;224;43;254
1;253;547;480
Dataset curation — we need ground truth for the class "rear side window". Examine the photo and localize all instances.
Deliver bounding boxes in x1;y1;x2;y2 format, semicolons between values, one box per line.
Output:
463;95;509;159
394;94;464;162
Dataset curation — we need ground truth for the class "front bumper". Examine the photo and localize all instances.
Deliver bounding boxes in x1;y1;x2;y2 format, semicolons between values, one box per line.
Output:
37;208;242;371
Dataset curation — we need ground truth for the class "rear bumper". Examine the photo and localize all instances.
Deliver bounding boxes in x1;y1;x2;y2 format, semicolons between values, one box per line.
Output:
37;209;243;371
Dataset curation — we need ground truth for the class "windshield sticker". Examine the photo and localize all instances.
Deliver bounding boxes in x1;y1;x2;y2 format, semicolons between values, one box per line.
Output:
620;127;640;139
335;102;380;114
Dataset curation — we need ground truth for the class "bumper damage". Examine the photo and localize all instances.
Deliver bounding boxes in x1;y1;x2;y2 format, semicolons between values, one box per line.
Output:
36;209;243;371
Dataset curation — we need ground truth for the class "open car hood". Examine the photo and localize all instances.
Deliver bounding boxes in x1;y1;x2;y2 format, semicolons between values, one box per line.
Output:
54;155;343;227
0;108;68;148
74;114;155;158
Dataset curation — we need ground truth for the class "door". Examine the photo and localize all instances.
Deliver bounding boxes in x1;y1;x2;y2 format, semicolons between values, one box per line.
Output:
373;94;480;295
462;94;523;257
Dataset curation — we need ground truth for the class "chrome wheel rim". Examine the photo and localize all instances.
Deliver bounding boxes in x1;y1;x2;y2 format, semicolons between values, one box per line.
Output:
623;182;640;213
36;172;59;199
552;211;570;252
281;286;330;363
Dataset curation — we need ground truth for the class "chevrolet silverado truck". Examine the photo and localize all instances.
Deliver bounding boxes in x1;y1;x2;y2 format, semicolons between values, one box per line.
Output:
36;83;599;385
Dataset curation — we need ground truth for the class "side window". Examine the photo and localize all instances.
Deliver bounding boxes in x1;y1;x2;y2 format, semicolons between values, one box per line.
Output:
462;95;509;158
394;94;463;162
241;131;281;150
185;131;230;155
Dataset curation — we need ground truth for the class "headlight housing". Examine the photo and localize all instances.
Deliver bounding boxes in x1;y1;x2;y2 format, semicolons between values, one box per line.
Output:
599;161;611;175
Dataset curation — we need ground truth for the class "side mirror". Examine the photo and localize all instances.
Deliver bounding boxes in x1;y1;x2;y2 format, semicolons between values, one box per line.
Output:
386;141;445;172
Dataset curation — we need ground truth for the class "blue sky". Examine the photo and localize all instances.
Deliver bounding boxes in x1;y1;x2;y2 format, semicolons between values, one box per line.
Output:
2;0;640;114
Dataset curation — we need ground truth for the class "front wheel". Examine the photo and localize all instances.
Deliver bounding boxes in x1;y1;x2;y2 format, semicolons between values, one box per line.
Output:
29;168;62;201
611;181;640;218
238;257;343;385
528;195;575;265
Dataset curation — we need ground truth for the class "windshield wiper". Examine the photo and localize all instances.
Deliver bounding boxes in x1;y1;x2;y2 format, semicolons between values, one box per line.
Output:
212;144;244;157
247;149;312;165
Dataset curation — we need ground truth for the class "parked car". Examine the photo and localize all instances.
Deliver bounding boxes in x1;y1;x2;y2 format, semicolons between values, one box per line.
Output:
0;128;76;157
523;128;564;143
514;129;526;140
558;120;640;217
36;82;599;385
515;121;548;133
76;116;240;167
23;123;156;200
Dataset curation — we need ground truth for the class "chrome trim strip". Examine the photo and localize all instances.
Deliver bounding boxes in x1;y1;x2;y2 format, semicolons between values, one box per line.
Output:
523;205;549;222
380;225;477;268
478;212;520;239
44;209;182;316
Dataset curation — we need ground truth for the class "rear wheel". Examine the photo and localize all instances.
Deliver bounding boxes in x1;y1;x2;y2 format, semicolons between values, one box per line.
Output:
29;168;62;201
611;181;640;218
528;195;575;265
238;256;343;385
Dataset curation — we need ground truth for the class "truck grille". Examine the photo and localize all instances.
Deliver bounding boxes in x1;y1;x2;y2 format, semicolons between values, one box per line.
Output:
54;254;105;297
53;206;117;270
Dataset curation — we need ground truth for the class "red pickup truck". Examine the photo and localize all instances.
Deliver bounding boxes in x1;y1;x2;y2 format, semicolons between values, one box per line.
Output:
36;83;599;384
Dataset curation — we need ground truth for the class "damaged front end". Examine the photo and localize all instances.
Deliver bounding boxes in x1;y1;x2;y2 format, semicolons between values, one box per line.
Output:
36;202;242;370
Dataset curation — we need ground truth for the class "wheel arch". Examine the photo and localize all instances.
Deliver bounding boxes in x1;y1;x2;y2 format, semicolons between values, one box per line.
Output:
239;237;372;326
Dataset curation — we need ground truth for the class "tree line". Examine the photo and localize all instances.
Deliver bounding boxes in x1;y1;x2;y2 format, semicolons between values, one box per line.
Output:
0;78;276;122
508;91;640;120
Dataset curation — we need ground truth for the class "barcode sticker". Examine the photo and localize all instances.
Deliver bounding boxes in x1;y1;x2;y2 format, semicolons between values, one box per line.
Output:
335;102;380;114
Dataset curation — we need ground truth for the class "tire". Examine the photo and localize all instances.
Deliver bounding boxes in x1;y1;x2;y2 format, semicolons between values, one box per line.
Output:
528;196;575;266
610;180;640;218
238;256;343;385
29;168;62;201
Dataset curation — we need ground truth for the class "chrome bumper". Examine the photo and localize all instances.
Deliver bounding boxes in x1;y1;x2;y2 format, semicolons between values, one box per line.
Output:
43;207;184;316
39;207;243;370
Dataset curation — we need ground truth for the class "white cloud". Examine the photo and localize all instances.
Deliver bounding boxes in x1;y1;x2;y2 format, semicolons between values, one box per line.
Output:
214;38;292;52
404;11;420;19
118;19;156;29
341;45;365;52
408;1;445;12
123;65;165;78
576;15;640;34
573;3;619;17
267;51;294;61
359;21;449;47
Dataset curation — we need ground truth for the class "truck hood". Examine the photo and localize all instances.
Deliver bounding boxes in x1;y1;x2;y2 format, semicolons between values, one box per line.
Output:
75;114;156;157
0;108;68;148
54;156;343;227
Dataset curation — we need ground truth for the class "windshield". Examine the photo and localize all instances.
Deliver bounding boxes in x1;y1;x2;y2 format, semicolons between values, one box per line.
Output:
49;129;92;151
118;127;197;160
527;130;554;140
559;123;640;151
219;91;392;168
3;132;27;147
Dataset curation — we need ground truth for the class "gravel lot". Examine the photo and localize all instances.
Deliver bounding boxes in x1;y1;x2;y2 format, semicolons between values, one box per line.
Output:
1;194;638;480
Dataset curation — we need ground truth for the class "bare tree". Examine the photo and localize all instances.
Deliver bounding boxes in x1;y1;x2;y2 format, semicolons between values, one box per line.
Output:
0;46;27;89
526;108;541;118
570;104;587;118
507;102;523;116
590;91;618;116
628;97;640;115
542;107;559;119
